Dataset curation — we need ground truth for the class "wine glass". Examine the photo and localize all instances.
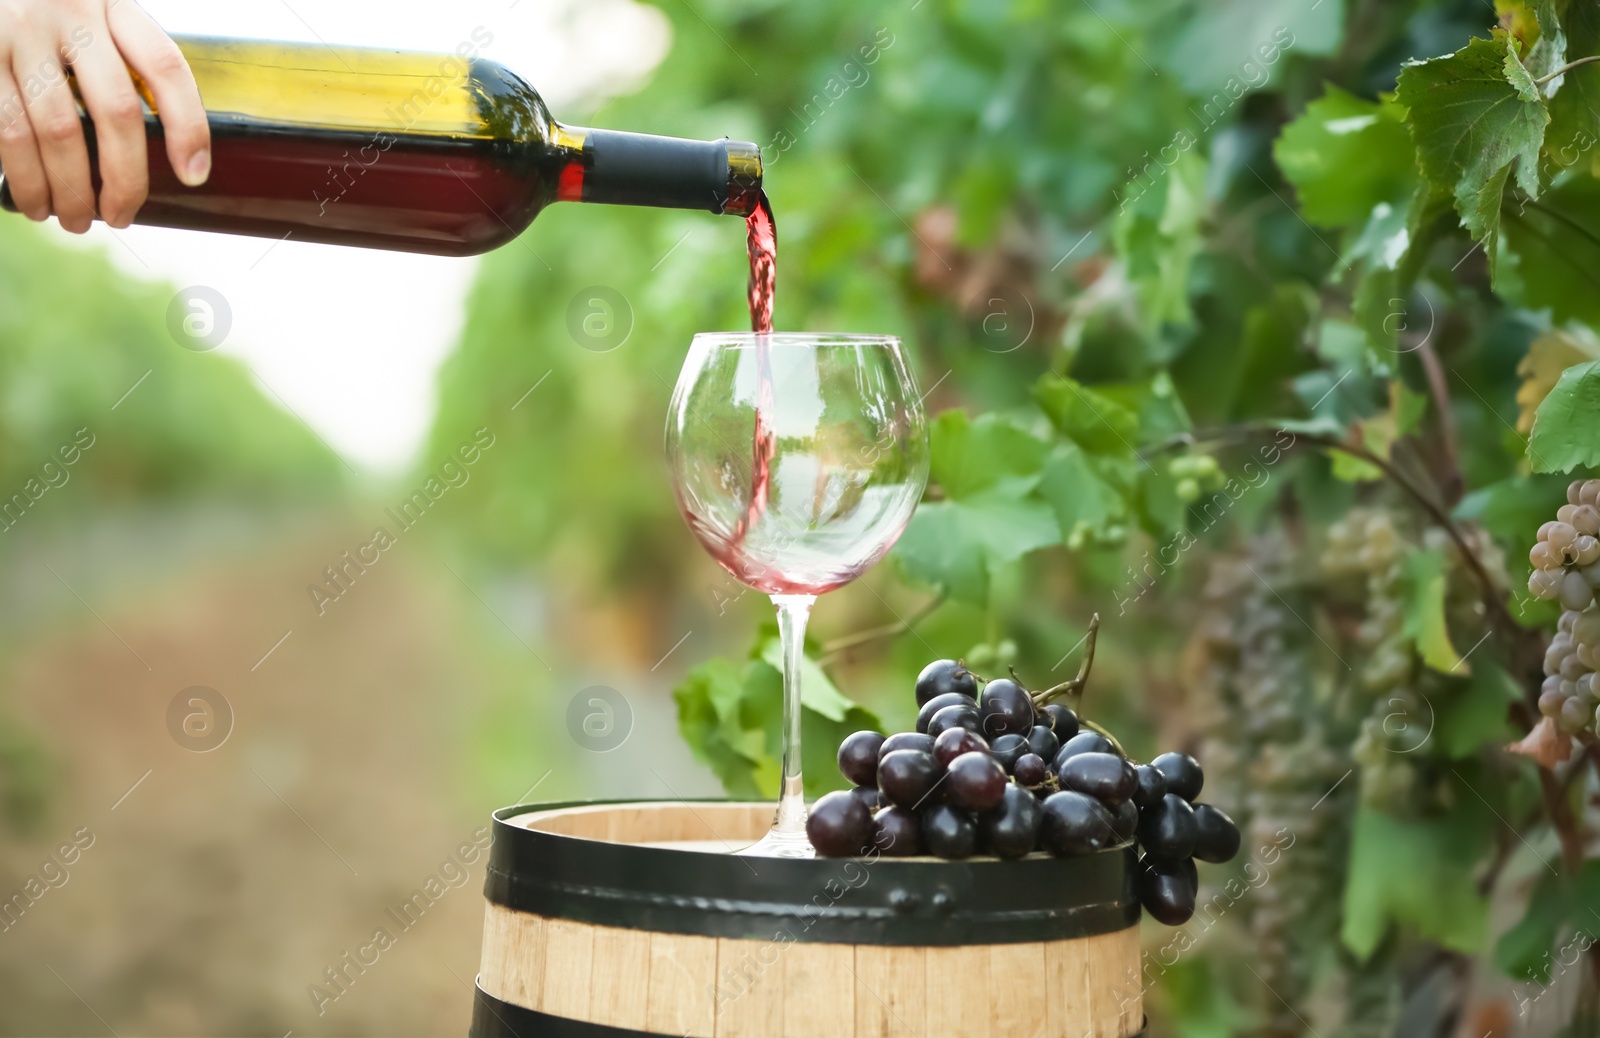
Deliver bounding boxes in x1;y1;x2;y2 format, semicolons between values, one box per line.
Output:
666;332;929;857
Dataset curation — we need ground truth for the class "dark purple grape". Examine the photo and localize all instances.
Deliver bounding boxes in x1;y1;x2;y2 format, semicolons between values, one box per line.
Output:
880;732;935;758
1025;725;1059;761
1137;793;1197;861
1014;753;1050;787
871;806;923;857
1151;751;1204;802
916;692;973;734
1109;799;1139;842
928;703;982;740
1058;752;1138;805
806;790;871;857
849;786;882;813
1053;731;1115;772
978;679;1035;738
1192;803;1241;863
921;803;978;860
1132;764;1168;811
838;731;886;787
933;727;989;767
915;659;979;707
1138;854;1197;925
979;784;1041;859
988;733;1029;772
947;751;1008;812
1038;791;1118;856
1042;703;1079;739
878;750;944;810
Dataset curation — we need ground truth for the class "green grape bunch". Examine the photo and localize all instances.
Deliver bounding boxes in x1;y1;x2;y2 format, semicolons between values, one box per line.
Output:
1168;452;1223;504
1321;509;1423;807
1528;479;1600;737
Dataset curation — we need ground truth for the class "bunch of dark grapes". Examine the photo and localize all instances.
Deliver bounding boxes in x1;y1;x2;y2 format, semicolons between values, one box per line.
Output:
1529;479;1600;738
805;655;1242;928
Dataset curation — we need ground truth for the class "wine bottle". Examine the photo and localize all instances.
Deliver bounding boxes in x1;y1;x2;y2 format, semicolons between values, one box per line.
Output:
0;34;763;256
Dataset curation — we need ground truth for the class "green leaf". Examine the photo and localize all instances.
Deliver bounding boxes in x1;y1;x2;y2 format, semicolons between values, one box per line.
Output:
1436;662;1520;757
1547;0;1600;167
1495;861;1600;983
1034;375;1141;457
1517;330;1600;433
894;491;1061;603
1275;87;1419;227
1396;33;1550;272
1154;1;1344;95
1114;150;1207;329
1402;548;1469;673
1501;176;1600;327
753;640;884;796
673;657;780;799
757;635;862;723
1528;359;1600;471
675;642;885;801
1342;801;1493;958
1036;446;1128;544
928;410;1051;499
1393;380;1429;437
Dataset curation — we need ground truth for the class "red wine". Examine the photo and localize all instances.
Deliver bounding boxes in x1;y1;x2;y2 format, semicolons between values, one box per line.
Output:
736;192;780;550
734;193;781;576
746;192;778;334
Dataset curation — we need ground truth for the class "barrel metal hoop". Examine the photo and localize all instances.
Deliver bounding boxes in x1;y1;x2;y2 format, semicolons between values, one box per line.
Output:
484;800;1141;946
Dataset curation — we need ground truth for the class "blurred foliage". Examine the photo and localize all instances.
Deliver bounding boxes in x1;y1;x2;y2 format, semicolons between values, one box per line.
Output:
430;0;1600;1032
0;220;344;502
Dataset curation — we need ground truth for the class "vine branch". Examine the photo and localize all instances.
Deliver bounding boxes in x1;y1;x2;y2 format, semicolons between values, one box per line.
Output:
1535;54;1600;87
1148;426;1514;634
818;596;944;664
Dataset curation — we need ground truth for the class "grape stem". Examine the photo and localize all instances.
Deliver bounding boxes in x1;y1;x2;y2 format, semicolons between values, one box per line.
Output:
817;595;944;664
1032;613;1101;711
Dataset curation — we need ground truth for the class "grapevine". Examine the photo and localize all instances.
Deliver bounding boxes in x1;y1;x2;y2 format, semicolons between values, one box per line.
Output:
1190;536;1381;1038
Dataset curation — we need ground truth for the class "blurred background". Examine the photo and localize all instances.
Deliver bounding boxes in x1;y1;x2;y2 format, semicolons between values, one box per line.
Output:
2;0;1596;1034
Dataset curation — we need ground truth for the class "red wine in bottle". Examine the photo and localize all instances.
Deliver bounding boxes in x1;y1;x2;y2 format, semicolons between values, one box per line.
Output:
0;36;762;256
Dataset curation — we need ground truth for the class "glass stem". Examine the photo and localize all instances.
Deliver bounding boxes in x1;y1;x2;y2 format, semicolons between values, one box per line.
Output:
771;593;816;835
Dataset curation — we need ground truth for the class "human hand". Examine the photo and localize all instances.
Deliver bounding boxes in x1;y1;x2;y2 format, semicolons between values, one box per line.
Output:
0;0;209;232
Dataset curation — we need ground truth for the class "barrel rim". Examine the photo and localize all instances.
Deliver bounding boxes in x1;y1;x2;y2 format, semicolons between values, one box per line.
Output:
484;799;1140;946
470;979;1150;1038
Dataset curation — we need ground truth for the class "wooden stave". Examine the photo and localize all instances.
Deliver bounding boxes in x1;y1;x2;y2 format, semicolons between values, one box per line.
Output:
471;979;1150;1038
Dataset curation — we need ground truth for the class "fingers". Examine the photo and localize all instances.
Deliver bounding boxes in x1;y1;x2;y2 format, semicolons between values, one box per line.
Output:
68;18;146;228
12;45;94;232
0;64;48;220
107;1;207;187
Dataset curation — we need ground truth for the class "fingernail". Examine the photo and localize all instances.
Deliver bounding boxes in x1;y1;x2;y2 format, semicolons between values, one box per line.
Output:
181;149;210;187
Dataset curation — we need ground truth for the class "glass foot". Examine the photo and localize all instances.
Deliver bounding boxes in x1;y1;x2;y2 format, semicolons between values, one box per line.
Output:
738;826;815;859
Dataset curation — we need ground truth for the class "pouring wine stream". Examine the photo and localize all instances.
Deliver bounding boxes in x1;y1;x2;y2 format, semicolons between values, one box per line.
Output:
739;194;816;857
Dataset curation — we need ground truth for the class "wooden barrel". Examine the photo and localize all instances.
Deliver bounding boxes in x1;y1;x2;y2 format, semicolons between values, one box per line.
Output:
472;800;1146;1037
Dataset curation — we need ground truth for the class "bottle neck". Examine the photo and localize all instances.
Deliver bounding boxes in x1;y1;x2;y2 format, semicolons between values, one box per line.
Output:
552;125;762;217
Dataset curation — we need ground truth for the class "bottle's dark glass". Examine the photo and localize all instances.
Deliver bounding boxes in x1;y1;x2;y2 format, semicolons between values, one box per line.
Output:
0;35;763;256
